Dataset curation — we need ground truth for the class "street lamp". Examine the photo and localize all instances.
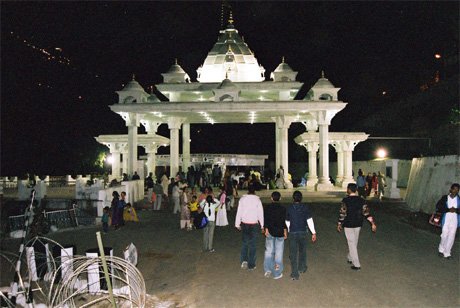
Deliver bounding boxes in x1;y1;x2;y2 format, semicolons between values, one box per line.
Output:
376;148;387;159
106;155;114;165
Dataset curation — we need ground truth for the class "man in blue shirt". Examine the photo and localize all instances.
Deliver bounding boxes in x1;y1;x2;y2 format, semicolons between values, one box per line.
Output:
286;191;317;280
356;170;366;198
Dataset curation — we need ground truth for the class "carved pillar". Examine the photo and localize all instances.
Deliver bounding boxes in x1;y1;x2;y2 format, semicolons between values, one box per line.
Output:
275;123;280;171
273;116;295;188
312;111;334;191
108;143;121;179
168;117;185;178
104;143;118;179
118;143;128;177
386;159;401;198
341;140;359;188
120;112;140;177
331;141;344;186
145;144;159;180
122;152;128;175
304;142;319;190
182;123;191;172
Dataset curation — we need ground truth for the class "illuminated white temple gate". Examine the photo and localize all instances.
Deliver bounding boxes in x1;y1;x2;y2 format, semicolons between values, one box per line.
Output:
96;14;369;191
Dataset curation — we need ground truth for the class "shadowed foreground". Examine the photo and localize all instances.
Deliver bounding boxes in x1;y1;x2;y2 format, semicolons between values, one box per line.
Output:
1;192;458;307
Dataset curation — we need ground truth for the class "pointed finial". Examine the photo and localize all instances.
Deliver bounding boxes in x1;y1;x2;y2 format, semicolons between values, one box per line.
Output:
132;73;136;81
174;58;178;65
228;45;233;53
225;70;229;79
321;70;325;78
242;36;245;42
282;56;285;63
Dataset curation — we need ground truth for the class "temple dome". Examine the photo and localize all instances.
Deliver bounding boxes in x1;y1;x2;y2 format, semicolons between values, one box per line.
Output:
167;63;186;74
304;71;340;101
196;15;265;82
161;59;190;83
270;57;297;82
312;72;335;88
121;79;145;92
274;62;293;72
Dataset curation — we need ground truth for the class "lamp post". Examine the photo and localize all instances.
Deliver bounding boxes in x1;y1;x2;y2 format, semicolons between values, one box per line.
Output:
376;148;387;159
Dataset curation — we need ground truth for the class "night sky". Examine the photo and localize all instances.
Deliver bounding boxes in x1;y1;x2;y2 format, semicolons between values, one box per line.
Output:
1;1;458;176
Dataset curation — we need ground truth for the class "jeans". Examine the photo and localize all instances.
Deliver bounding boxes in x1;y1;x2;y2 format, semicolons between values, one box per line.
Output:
240;223;259;269
264;234;285;278
289;231;307;279
203;221;215;251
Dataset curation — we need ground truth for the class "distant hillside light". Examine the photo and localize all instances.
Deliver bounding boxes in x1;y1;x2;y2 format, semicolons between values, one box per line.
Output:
376;148;387;159
434;53;441;59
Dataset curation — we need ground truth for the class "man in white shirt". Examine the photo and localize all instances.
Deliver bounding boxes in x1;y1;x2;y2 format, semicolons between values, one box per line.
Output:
235;185;264;270
436;183;460;259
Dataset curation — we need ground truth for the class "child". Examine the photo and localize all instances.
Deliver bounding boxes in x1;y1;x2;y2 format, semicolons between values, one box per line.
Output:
200;195;220;252
102;206;110;233
180;192;192;230
216;188;228;226
123;203;139;222
189;195;199;229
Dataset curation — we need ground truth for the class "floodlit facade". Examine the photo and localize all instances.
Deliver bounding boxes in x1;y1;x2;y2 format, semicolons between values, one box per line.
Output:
96;14;368;190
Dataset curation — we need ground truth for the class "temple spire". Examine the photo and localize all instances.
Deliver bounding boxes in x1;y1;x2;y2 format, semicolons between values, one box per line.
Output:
132;73;136;81
220;2;225;29
282;56;285;63
321;70;325;78
228;9;234;25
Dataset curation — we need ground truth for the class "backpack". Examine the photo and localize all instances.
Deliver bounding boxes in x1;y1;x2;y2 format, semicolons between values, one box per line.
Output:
194;211;208;229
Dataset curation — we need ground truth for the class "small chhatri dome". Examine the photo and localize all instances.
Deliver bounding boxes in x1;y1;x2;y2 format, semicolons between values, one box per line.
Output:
312;70;335;88
162;58;191;83
270;56;297;82
218;78;237;89
305;70;340;101
167;59;186;74
121;74;145;91
274;56;294;72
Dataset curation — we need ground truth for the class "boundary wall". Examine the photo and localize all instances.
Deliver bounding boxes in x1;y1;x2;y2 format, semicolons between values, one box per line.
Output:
404;155;460;214
329;159;412;187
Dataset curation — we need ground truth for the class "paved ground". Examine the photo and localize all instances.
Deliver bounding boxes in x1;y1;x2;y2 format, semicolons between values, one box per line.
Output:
1;189;459;307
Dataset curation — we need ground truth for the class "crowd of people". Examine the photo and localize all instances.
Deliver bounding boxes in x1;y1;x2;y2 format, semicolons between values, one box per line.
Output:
355;169;386;199
102;190;139;233
103;167;458;280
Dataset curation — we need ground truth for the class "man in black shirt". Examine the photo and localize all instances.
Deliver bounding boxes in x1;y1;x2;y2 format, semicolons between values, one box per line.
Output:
337;183;377;271
263;191;288;279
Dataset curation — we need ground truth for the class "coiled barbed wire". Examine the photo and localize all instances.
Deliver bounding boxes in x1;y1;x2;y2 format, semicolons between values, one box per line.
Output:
2;236;146;307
